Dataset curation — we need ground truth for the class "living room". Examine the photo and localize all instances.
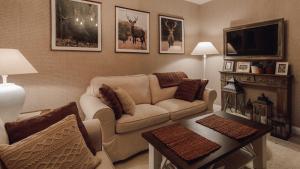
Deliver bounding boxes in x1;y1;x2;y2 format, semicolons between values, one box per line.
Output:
0;0;299;169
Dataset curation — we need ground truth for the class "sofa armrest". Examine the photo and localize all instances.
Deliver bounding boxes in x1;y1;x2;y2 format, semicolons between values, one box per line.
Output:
83;119;102;152
80;94;116;142
203;88;217;112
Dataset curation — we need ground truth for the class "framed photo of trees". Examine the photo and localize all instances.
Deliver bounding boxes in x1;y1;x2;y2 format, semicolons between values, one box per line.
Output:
51;0;102;51
115;6;150;53
159;15;184;54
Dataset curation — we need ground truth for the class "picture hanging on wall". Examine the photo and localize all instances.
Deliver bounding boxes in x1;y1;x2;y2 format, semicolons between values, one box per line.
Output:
115;6;150;53
51;0;102;51
159;15;185;54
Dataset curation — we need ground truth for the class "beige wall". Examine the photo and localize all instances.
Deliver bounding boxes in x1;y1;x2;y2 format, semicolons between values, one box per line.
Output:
0;0;203;114
198;0;300;127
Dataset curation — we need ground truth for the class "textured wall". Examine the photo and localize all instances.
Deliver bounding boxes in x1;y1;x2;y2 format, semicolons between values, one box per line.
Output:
0;0;203;114
198;0;300;127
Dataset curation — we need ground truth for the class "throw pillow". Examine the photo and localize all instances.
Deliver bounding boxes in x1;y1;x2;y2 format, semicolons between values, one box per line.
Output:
0;115;100;169
114;87;136;115
195;79;209;100
175;79;200;102
99;84;123;120
4;102;96;155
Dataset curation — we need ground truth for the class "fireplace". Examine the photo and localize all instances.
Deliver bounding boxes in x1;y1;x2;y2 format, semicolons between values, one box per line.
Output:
220;71;292;139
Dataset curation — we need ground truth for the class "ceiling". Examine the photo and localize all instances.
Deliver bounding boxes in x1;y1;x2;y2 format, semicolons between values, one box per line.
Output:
185;0;213;5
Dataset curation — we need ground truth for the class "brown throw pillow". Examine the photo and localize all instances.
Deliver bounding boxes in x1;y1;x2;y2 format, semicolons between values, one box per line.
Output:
175;79;200;102
0;115;100;169
195;79;209;100
4;102;96;155
99;84;123;120
153;72;188;88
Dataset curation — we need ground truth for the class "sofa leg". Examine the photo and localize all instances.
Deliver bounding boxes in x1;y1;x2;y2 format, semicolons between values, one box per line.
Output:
149;144;162;169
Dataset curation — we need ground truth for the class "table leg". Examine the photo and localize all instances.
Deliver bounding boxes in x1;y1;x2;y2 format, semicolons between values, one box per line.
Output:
149;144;162;169
253;135;267;169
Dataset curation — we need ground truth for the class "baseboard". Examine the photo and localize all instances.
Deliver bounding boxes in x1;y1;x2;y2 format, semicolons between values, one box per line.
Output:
213;104;222;111
292;126;300;136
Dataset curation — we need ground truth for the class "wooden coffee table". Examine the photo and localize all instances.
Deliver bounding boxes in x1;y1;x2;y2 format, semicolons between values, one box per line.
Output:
142;111;272;169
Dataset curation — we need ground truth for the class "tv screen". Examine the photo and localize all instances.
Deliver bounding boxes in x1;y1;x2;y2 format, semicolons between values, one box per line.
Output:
226;24;278;56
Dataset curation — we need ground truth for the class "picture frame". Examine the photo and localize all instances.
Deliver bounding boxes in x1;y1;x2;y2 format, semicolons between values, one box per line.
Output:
51;0;102;51
223;61;234;72
236;61;251;73
275;62;289;75
115;6;150;53
159;15;185;54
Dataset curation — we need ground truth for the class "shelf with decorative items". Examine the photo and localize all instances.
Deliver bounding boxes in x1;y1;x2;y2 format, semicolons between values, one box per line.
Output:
220;69;293;140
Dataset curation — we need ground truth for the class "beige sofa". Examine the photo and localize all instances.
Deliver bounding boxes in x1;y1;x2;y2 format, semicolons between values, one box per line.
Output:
0;118;115;169
80;74;217;162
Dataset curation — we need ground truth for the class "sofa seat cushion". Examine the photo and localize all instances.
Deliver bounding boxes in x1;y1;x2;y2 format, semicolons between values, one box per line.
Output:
95;151;115;169
155;99;208;120
116;104;169;134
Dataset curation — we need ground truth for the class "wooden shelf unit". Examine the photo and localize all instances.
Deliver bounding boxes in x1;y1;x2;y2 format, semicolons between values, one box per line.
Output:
220;71;293;139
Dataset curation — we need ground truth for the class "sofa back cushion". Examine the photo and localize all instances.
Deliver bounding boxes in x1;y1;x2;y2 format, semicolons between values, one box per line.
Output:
90;74;151;104
149;75;178;104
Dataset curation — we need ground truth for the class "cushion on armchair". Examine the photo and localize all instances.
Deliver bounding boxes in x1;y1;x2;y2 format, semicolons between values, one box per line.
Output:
4;102;96;155
0;115;100;169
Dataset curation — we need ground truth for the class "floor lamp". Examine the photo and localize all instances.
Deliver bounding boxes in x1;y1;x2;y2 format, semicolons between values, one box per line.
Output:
0;49;37;122
191;42;219;79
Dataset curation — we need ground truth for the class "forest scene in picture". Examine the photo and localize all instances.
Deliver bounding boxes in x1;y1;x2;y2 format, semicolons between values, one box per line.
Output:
53;0;101;51
116;7;149;53
160;16;184;53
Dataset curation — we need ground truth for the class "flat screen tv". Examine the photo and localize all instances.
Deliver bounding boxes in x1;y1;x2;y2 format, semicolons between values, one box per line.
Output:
224;19;285;60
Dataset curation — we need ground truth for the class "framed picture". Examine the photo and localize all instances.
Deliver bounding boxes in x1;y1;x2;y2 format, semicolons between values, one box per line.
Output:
159;15;185;54
223;61;234;72
115;6;150;53
236;62;251;73
51;0;102;51
275;62;289;75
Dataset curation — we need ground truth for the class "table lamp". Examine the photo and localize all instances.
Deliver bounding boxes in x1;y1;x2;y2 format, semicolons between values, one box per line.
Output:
191;42;219;79
0;49;37;122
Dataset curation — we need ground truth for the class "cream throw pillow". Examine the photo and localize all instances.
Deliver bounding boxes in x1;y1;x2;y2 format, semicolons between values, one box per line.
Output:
115;87;136;115
0;115;100;169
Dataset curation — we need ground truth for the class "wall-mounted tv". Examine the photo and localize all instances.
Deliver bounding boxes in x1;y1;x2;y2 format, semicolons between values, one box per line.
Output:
224;19;285;60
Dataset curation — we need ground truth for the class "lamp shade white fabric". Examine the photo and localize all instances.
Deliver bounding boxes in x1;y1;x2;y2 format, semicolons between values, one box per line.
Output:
191;42;219;55
0;49;37;75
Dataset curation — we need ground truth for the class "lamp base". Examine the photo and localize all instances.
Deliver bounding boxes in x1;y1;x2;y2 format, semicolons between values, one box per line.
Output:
0;83;25;122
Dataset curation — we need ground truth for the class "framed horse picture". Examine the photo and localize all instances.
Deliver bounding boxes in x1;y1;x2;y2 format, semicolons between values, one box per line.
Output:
115;6;150;53
159;15;184;54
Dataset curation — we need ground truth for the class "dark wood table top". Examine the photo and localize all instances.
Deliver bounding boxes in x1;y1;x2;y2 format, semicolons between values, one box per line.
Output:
142;111;272;169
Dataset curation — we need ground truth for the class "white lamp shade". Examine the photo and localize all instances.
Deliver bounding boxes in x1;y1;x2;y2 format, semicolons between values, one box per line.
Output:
191;42;219;55
0;49;37;75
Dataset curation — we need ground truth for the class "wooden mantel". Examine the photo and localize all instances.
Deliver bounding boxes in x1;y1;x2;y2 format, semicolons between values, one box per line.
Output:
220;71;293;139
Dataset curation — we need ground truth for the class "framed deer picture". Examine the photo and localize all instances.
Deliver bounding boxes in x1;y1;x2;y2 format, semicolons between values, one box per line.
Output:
115;6;150;53
51;0;102;51
159;15;184;54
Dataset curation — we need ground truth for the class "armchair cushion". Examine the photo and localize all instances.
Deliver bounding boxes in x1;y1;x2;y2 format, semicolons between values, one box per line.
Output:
0;115;100;169
4;102;96;155
116;104;169;134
